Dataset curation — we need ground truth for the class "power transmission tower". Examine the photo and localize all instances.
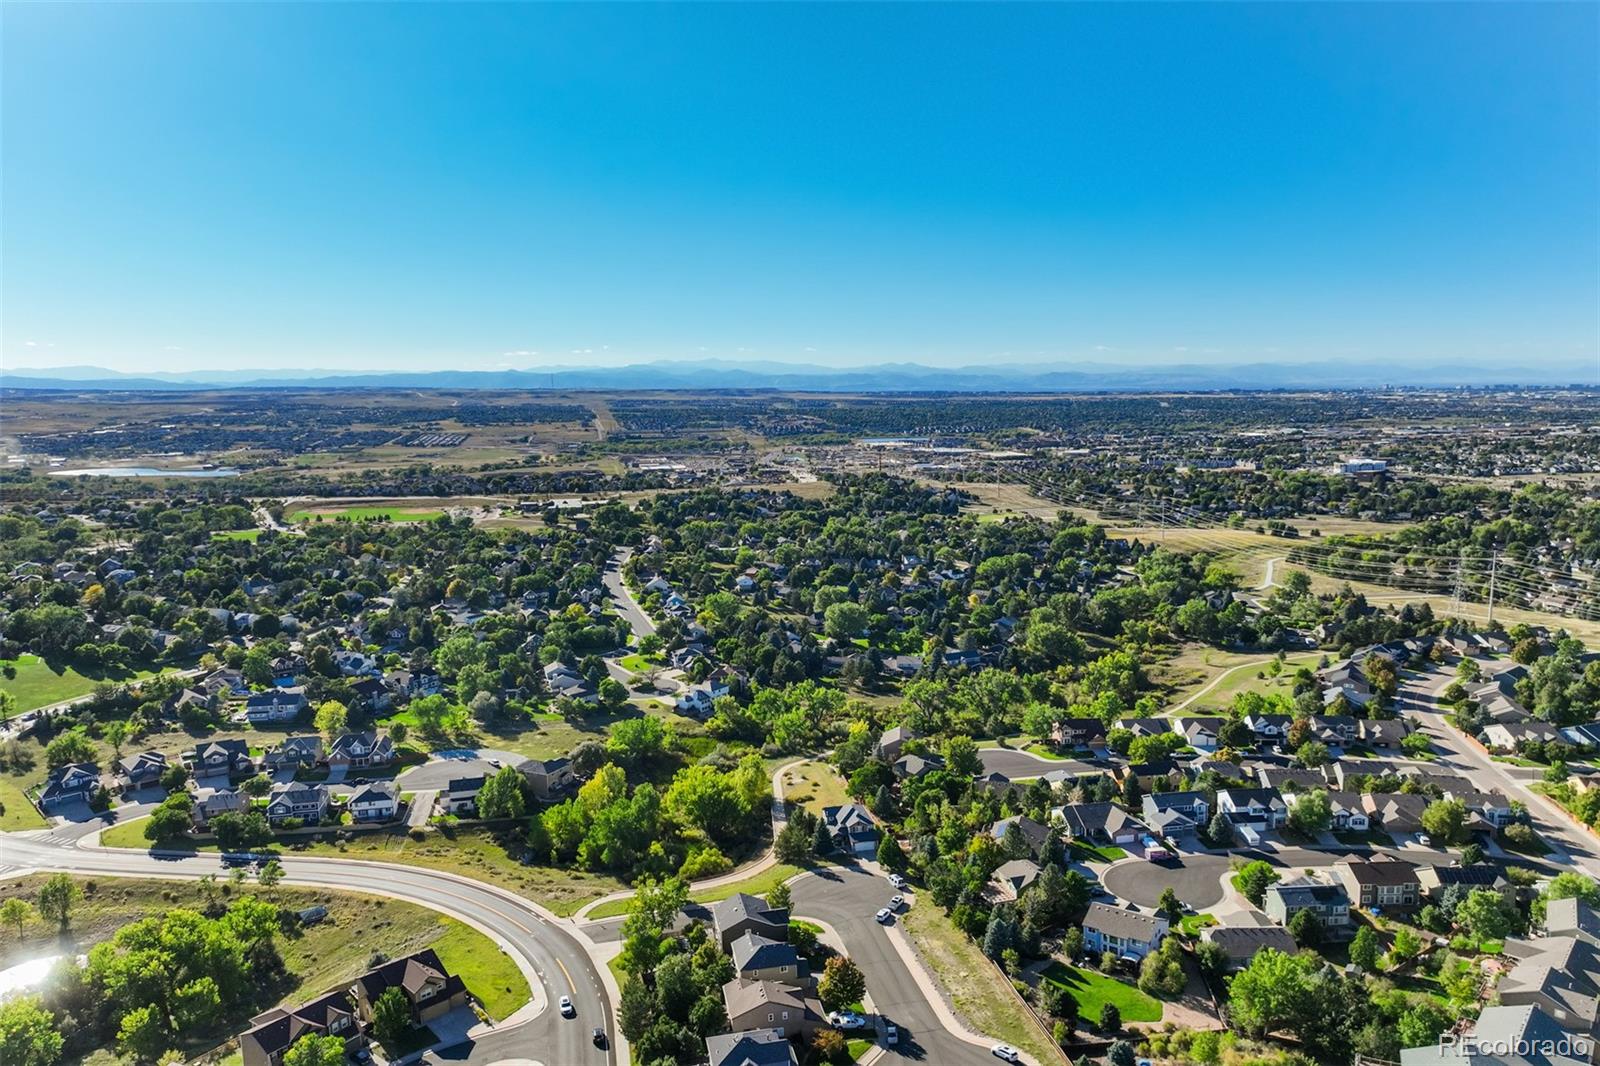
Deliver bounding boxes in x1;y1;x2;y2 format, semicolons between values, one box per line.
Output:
1486;549;1498;628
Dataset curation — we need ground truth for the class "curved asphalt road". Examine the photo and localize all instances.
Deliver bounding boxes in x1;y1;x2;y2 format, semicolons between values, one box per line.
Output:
976;748;1103;780
0;826;613;1066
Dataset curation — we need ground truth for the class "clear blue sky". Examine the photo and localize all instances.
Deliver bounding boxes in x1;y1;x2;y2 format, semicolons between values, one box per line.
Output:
3;2;1596;375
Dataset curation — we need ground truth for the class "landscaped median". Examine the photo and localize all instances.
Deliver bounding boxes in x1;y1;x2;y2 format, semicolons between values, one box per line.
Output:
99;816;624;917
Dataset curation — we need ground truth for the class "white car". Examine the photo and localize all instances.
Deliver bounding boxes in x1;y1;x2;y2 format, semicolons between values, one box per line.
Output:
992;1044;1021;1063
888;873;906;889
889;894;905;910
827;1010;868;1030
558;995;575;1018
874;907;893;924
883;1024;899;1046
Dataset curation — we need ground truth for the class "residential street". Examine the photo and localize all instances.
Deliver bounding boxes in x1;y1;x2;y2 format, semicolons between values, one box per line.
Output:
1397;665;1600;878
603;549;656;640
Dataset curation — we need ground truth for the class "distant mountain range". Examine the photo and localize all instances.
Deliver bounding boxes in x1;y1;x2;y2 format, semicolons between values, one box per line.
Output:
2;358;1594;392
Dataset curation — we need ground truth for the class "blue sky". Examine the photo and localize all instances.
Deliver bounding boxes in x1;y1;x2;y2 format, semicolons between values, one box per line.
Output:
3;3;1596;375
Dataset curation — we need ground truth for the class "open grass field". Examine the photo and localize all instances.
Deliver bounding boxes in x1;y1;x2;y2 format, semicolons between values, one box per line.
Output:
101;818;624;917
210;528;262;541
780;760;851;816
0;873;529;1027
0;653;173;715
0;777;48;830
584;862;809;920
1038;961;1162;1023
900;899;1063;1066
1148;645;1322;713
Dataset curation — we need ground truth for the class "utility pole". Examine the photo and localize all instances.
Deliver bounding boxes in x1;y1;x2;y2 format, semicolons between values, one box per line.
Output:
1486;549;1498;628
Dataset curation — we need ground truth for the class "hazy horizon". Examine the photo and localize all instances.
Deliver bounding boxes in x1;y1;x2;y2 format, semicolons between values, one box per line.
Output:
4;3;1597;377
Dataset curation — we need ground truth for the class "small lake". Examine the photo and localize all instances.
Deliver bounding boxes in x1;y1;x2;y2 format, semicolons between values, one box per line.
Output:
54;466;241;478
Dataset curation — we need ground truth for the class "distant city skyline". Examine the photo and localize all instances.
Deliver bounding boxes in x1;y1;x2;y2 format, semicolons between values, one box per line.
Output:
3;3;1596;376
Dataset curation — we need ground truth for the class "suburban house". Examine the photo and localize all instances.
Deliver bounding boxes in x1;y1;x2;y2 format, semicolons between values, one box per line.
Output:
1050;718;1108;751
244;689;308;724
240;947;472;1066
989;815;1053;859
676;676;730;717
39;762;101;811
1358;718;1411;749
265;782;330;826
730;932;806;984
192;786;246;827
1141;791;1210;837
1217;787;1289;830
706;1029;797;1066
438;776;486;816
116;750;167;791
1325;791;1372;832
1335;856;1422;912
1178;716;1225;752
1199;924;1299;970
1242;713;1294;742
191;738;255;778
347;781;398;823
988;858;1042;903
1264;878;1351;934
712;893;790;953
522;756;576;800
544;665;597;703
875;725;915;762
1444;788;1518;829
262;735;324;773
1080;902;1169;962
326;731;394;769
1361;793;1430;836
893;753;944;779
1416;864;1516;908
821;803;880;856
1053;802;1144;847
1481;721;1564;753
1546;898;1600;947
1114;717;1174;738
721;979;822;1039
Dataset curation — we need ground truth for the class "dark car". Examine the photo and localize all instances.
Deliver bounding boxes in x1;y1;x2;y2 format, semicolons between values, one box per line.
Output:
592;1028;607;1049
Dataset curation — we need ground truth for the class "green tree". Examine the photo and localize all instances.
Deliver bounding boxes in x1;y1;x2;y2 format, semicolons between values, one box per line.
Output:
0;997;63;1066
1420;800;1468;845
257;859;284;891
1098;1002;1121;1032
1235;860;1279;906
371;987;412;1047
172;976;223;1032
1455;889;1514;940
44;728;96;769
0;898;33;936
476;766;527;820
282;1034;346;1066
313;701;348;740
823;601;870;640
145;793;195;843
117;1003;170;1062
1287;906;1323;948
1287;789;1333;835
818;956;866;1012
1389;927;1422;965
1349;925;1379;972
1157;886;1183;926
36;873;79;927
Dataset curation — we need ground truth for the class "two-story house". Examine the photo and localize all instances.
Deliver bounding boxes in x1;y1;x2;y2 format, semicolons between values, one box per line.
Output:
116;750;167;792
40;762;101;811
244;689;308;725
262;735;325;773
1335;856;1421;912
190;739;255;779
713;893;790;953
1081;902;1169;962
1264;878;1351;935
347;781;398;823
326;731;394;769
265;782;329;825
522;756;575;801
730;932;806;984
438;776;486;816
1141;791;1210;837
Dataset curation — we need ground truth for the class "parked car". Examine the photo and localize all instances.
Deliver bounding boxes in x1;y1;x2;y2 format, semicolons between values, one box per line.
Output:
874;907;893;924
827;1011;868;1030
889;894;905;910
559;995;575;1018
888;873;906;889
992;1045;1020;1063
884;1024;899;1046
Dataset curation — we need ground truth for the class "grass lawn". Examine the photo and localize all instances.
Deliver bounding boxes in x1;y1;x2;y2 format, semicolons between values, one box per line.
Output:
0;874;529;1045
781;760;851;816
900;900;1061;1066
102;817;623;917
288;506;444;523
1178;913;1218;937
211;529;262;542
618;653;663;673
0;777;48;830
1068;841;1127;863
1038;961;1162;1023
1;653;173;715
846;1038;874;1060
586;862;810;920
